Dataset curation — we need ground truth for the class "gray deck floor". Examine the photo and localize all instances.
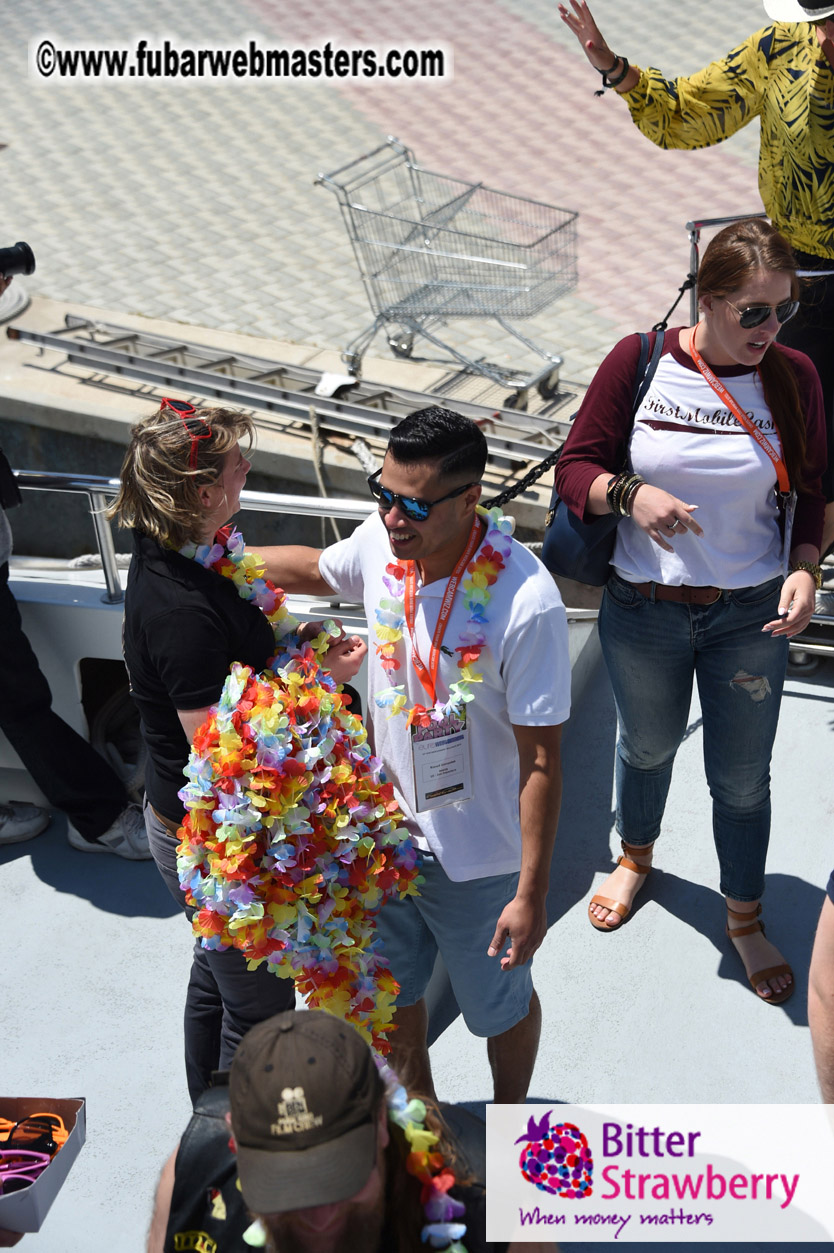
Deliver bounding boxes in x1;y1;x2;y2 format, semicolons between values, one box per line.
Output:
2;645;831;1250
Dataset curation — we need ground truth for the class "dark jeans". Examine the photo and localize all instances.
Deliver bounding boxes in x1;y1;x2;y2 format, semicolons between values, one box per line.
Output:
0;560;127;839
779;250;834;502
144;800;295;1105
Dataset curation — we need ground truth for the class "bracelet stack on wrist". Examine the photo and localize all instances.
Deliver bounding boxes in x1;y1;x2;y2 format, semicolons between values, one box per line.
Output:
595;52;630;90
606;472;645;518
790;559;822;589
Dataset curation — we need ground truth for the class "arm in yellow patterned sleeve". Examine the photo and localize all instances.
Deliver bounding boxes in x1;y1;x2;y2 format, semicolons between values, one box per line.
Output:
621;28;769;152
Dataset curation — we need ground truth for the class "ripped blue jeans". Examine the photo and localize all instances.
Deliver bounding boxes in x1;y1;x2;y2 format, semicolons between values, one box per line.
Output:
599;573;789;901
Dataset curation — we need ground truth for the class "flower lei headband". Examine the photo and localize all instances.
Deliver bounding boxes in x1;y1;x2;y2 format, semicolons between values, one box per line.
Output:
374;505;513;726
175;528;421;1052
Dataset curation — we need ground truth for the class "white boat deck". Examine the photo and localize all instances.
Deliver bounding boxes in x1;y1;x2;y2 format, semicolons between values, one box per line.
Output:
1;561;830;1248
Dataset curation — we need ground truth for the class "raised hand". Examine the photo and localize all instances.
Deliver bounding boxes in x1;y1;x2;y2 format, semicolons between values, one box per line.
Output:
558;0;616;72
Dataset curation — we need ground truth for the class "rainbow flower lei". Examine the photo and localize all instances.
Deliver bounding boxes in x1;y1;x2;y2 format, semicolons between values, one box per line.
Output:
175;528;421;1053
376;1055;468;1251
374;506;513;727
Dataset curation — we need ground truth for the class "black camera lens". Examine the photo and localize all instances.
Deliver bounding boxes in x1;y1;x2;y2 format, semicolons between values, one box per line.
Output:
0;242;35;278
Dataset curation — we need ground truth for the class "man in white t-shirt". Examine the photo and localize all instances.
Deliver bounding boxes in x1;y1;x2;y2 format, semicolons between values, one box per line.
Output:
266;407;570;1101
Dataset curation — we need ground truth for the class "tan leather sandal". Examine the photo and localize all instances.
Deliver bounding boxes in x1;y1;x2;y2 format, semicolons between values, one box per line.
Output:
725;902;794;1005
588;840;653;932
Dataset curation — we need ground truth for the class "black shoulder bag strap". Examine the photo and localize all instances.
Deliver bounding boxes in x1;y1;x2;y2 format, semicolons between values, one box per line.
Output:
484;330;666;513
631;328;665;423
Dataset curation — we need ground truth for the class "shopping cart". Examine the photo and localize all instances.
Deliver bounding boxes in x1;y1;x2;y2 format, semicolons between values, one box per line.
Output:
316;138;578;403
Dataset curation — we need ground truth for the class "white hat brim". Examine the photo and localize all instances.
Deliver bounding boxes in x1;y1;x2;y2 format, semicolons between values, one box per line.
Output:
764;0;834;19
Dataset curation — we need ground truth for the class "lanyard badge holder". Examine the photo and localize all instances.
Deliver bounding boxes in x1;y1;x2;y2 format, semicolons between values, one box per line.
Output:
404;518;482;813
689;341;796;572
410;708;473;812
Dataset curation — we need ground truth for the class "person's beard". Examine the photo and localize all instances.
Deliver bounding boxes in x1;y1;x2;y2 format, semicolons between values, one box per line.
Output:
261;1197;385;1253
258;1147;387;1253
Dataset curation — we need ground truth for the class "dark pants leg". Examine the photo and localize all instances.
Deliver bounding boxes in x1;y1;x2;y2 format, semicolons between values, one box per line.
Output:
183;939;294;1103
144;802;295;1105
0;561;126;838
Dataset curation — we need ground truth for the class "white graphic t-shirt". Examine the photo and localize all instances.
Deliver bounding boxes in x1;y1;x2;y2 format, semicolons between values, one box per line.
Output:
319;513;571;882
614;355;784;588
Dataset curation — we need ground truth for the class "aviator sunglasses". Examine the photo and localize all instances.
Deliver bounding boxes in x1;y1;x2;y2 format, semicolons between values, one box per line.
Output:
720;296;800;330
367;468;477;522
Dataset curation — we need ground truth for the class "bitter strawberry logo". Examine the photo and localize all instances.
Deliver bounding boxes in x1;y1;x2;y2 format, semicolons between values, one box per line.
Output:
516;1112;593;1199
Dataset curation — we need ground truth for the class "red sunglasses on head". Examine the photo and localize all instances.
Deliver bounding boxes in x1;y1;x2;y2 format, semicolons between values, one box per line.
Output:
160;397;213;468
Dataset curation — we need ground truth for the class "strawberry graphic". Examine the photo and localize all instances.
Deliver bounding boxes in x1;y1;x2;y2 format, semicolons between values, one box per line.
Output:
516;1114;593;1199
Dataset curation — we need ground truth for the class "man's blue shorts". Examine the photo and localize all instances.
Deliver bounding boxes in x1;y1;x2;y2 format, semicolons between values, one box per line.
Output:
375;851;534;1037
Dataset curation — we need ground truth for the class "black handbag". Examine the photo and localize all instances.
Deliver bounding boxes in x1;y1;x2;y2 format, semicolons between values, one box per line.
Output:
540;330;665;586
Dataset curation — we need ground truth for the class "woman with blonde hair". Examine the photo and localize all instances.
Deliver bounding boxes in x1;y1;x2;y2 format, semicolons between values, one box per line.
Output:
111;399;365;1100
555;218;826;1004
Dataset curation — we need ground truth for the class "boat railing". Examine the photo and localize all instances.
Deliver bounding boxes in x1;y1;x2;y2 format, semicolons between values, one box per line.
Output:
684;212;768;324
13;469;376;606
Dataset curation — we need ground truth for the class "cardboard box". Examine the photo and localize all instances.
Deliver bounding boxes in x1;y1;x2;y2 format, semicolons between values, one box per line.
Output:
0;1098;86;1234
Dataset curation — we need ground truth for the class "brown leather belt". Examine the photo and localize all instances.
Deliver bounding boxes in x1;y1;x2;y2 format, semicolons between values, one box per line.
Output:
151;806;182;836
632;582;723;606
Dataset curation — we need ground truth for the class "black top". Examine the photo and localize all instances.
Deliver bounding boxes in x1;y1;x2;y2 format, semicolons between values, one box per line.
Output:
123;531;275;821
164;1081;251;1252
165;1084;503;1253
828;870;834;906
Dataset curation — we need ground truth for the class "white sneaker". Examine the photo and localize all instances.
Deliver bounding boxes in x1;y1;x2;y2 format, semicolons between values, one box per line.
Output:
67;803;152;860
0;801;50;846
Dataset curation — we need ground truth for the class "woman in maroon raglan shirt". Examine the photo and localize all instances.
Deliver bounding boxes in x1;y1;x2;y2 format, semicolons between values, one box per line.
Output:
555;219;825;1004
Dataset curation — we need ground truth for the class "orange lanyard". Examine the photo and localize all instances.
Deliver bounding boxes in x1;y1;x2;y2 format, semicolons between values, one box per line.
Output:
689;337;791;494
403;516;483;706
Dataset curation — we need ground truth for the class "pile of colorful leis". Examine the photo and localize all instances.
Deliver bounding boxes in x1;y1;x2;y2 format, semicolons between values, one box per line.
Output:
374;505;513;728
175;529;421;1053
376;1054;468;1251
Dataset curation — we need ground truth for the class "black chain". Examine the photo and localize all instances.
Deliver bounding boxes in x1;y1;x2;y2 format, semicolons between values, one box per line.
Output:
484;316;677;510
651;272;696;334
482;444;562;509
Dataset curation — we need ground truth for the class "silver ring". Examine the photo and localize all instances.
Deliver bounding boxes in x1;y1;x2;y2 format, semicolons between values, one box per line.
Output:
668;518;681;531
